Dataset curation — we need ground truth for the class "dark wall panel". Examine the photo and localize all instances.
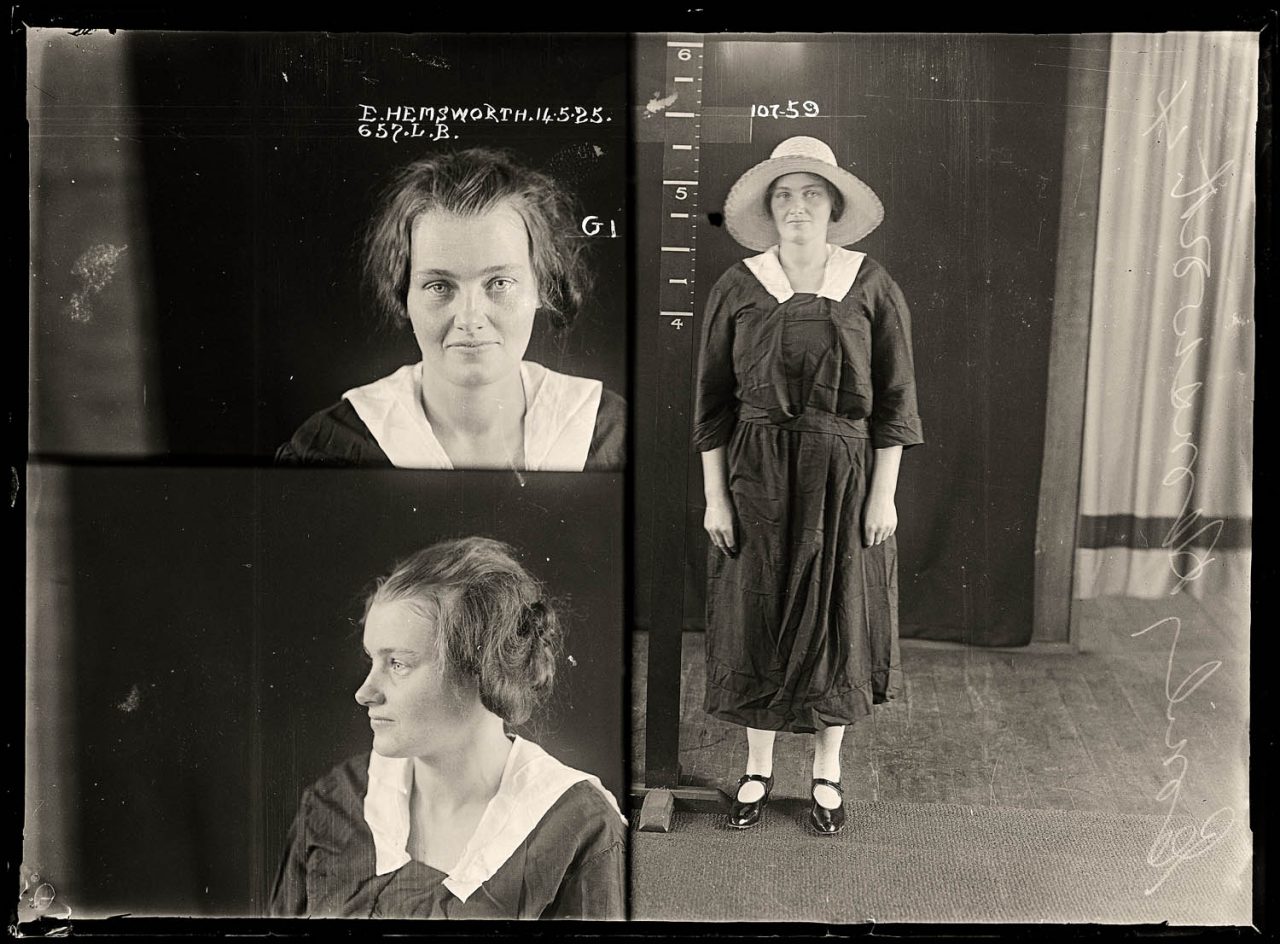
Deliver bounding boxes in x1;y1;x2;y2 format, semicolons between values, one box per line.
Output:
62;467;623;916
46;32;629;460
634;35;1068;646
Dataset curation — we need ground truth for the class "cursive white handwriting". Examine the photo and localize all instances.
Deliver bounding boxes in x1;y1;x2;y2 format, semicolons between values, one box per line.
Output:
1133;80;1237;898
1131;617;1234;895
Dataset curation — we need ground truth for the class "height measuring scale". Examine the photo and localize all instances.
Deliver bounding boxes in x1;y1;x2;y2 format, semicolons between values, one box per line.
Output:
636;34;728;832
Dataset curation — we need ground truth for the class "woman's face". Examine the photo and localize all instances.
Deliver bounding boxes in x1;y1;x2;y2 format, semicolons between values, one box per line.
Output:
768;172;833;244
355;599;485;759
406;200;540;389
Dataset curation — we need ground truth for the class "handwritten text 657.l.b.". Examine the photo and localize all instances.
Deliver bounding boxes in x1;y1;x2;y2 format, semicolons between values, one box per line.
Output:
357;103;611;144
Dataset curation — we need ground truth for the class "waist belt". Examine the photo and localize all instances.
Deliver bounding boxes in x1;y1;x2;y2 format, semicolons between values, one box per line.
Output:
736;405;869;439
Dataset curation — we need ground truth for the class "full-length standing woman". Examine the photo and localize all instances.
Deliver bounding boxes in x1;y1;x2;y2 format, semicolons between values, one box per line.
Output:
694;136;924;835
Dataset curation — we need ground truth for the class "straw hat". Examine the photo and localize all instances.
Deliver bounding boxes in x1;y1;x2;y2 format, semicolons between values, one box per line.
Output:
723;136;884;251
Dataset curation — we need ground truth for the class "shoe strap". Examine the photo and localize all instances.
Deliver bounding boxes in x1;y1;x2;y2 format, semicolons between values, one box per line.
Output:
811;777;843;795
737;773;773;786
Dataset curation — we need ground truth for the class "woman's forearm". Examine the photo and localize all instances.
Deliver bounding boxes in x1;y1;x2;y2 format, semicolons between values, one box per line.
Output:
868;445;903;501
701;447;732;505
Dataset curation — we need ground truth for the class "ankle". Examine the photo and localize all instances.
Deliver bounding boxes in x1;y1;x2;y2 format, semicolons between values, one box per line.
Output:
812;780;842;810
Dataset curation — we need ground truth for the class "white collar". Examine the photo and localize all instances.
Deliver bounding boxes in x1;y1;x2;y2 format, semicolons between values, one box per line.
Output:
741;245;866;303
342;361;603;471
363;736;625;902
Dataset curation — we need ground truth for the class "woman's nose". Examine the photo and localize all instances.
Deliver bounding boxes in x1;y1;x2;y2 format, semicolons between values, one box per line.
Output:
451;287;492;331
354;671;384;707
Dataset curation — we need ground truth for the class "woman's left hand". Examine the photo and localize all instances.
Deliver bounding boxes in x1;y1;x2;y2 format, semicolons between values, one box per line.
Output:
862;493;897;547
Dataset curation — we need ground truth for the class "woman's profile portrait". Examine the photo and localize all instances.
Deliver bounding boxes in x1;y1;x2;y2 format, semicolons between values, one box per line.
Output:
270;536;626;919
277;148;626;471
694;135;924;836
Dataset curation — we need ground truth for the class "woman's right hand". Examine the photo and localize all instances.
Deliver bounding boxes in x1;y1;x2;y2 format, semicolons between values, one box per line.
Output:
704;498;738;557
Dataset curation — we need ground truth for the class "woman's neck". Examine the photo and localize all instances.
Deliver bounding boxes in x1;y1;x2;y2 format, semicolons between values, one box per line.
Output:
777;240;830;291
412;717;513;814
419;370;527;465
777;239;829;268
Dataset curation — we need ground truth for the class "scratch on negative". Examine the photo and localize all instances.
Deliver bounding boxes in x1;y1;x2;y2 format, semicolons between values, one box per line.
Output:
116;684;142;713
68;243;128;323
645;91;679;115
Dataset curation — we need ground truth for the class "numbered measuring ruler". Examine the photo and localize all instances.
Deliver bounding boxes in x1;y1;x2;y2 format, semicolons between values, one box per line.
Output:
657;38;704;333
640;33;723;821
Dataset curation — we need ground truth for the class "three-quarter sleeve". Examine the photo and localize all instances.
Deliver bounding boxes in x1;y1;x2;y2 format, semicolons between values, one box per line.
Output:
868;274;925;449
692;277;740;451
268;790;311;917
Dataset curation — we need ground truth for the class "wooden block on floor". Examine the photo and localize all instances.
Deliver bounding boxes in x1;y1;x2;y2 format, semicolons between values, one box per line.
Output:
637;788;676;832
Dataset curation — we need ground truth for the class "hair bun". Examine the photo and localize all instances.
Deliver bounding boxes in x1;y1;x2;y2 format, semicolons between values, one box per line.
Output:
518;600;548;639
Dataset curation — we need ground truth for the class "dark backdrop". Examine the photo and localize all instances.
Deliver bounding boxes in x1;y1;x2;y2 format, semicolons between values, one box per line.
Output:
634;35;1068;646
59;467;623;916
33;31;629;459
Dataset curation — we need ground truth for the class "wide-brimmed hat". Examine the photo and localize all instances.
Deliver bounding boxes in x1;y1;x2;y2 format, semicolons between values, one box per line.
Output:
723;136;883;251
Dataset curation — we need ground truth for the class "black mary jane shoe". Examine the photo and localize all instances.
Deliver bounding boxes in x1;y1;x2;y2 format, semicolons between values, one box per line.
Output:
728;773;774;829
809;778;847;835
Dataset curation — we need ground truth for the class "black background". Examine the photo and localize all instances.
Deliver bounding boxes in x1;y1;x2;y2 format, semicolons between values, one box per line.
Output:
31;31;629;459
634;34;1069;646
57;467;623;916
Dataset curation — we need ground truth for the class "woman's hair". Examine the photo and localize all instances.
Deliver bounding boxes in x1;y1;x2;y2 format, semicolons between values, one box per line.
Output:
364;536;562;726
362;147;590;332
763;173;846;222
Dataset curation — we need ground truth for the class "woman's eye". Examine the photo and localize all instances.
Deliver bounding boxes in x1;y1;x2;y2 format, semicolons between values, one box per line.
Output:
489;278;515;292
423;282;452;296
389;658;411;672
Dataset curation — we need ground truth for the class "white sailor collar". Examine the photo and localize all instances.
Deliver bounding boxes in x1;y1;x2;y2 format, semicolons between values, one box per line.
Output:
363;736;626;902
742;245;867;304
341;360;603;471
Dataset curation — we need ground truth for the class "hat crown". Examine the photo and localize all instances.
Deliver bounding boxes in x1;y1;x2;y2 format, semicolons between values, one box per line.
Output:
769;136;838;167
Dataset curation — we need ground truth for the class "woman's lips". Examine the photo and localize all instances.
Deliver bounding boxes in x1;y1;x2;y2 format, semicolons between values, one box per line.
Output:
369;717;395;727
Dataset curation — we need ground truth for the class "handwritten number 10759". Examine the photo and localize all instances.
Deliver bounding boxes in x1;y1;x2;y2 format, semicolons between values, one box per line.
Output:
752;101;820;119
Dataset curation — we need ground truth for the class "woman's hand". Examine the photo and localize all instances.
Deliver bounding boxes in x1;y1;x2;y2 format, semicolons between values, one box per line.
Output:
704;498;738;557
862;493;897;547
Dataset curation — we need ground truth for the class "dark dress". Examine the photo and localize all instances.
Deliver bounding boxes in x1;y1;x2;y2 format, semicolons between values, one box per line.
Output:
276;390;626;471
269;753;626;920
693;252;924;734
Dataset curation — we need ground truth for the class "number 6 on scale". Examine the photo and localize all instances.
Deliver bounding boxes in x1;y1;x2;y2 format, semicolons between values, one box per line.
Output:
678;48;692;61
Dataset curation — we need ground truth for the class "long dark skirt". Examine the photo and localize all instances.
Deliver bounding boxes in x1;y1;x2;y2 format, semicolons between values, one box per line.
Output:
704;421;904;734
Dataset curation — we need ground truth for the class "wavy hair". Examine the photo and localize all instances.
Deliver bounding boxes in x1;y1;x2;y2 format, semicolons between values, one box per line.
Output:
363;536;562;726
362;147;590;332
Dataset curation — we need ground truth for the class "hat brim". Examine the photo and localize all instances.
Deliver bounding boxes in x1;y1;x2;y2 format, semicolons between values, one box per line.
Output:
723;155;884;251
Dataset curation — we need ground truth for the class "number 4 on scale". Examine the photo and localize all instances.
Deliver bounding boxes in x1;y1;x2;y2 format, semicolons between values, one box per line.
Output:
671;318;685;329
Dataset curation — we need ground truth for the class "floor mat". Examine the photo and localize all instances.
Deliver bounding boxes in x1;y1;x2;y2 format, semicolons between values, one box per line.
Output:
630;798;1251;924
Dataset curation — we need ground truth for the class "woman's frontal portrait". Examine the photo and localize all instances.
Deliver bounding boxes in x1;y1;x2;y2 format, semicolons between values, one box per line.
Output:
407;204;539;393
767;172;837;241
277;148;627;472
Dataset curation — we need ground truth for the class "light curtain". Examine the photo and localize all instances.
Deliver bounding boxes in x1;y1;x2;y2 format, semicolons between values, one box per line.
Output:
1076;32;1256;600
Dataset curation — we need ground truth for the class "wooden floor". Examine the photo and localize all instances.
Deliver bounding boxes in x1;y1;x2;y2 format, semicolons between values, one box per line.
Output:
632;592;1249;821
